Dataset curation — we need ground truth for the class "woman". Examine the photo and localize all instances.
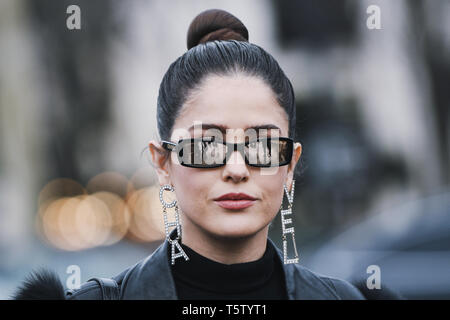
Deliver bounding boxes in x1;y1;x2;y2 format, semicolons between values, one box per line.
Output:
14;9;364;300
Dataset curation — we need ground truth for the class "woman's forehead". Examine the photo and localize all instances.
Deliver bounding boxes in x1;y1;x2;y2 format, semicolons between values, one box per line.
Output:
172;116;289;140
183;74;282;112
173;74;289;137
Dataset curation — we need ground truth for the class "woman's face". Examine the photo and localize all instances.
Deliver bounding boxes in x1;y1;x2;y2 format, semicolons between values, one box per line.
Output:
151;74;301;240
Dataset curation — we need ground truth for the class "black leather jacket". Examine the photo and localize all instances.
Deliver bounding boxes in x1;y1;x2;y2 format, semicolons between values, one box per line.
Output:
66;238;365;300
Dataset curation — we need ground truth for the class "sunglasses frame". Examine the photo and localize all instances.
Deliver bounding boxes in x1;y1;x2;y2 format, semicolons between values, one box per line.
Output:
161;136;294;168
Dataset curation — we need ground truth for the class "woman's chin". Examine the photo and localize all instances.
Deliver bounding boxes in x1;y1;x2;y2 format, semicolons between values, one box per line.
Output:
183;208;273;240
205;220;266;240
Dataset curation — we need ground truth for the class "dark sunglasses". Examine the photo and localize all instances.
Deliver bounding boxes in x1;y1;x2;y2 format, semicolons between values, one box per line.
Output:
161;136;294;168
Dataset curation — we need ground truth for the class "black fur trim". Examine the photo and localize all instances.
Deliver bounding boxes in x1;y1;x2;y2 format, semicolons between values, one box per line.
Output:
11;268;66;300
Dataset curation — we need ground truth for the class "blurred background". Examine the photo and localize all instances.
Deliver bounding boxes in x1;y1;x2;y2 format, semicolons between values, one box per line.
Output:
0;0;449;299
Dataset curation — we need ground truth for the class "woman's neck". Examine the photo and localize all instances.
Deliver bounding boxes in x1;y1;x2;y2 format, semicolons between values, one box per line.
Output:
180;221;269;265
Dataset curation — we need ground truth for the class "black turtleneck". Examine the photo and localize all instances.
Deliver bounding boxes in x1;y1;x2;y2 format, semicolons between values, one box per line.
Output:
169;240;288;300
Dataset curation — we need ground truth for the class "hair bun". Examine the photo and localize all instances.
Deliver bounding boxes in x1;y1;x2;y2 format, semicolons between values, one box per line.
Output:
186;9;249;50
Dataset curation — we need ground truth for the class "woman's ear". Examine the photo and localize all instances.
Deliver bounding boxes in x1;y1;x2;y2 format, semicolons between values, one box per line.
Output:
286;142;302;191
149;140;171;186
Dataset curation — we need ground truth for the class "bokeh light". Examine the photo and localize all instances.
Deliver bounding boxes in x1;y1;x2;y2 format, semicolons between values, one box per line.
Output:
38;178;86;208
35;172;167;251
126;186;166;243
86;171;134;198
91;191;131;245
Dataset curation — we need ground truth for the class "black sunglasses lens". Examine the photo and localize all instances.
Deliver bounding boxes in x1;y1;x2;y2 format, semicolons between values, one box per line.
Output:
177;139;227;167
176;138;293;168
245;138;292;167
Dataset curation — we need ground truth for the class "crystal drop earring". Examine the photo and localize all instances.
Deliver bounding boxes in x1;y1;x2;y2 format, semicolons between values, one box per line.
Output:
280;179;299;264
159;184;189;265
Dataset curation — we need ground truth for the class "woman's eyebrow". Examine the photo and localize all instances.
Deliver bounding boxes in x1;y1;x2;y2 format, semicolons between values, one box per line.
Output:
187;123;227;133
248;124;281;132
187;123;281;133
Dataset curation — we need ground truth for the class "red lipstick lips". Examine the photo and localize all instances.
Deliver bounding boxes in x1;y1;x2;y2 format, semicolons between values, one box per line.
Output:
214;193;257;210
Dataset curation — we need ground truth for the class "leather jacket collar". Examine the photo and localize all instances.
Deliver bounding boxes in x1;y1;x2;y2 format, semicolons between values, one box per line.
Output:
117;237;364;300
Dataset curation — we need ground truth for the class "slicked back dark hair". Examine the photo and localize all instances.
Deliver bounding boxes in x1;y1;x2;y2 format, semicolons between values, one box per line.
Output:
157;9;296;141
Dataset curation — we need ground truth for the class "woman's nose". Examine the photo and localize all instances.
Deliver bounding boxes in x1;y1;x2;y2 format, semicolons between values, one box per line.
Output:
222;150;249;183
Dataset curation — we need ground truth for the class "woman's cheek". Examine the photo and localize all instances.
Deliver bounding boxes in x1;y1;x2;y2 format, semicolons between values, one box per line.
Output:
261;178;285;218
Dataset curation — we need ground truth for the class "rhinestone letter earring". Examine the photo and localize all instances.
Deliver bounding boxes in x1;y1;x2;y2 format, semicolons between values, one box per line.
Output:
280;180;299;264
159;184;189;265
